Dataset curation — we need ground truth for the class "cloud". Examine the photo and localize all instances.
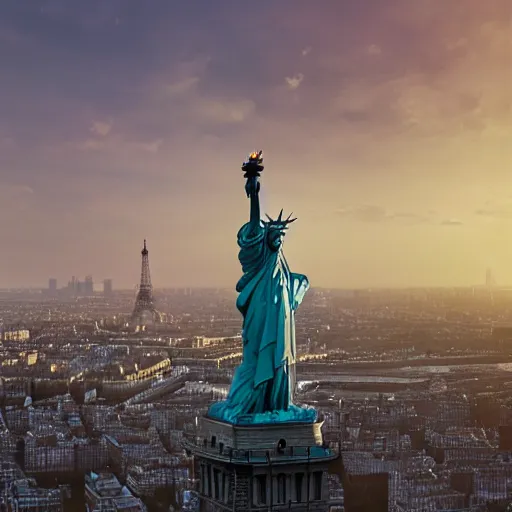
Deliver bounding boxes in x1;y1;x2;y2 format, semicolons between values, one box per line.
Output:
336;205;429;224
1;184;34;197
367;44;382;56
0;184;34;212
331;70;485;138
164;76;200;96
475;207;512;219
441;218;464;226
285;73;304;90
90;120;112;137
79;138;104;151
393;212;429;222
446;38;468;51
310;11;511;145
337;205;391;222
136;138;162;154
193;98;256;124
75;134;163;155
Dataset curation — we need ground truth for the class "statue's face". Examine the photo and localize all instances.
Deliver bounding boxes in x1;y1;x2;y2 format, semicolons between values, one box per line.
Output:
268;229;284;250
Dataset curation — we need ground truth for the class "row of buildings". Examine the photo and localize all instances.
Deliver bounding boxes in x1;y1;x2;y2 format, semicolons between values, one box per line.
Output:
45;277;113;298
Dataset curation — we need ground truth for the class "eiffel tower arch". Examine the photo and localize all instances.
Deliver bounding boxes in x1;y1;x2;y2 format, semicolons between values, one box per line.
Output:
131;240;162;326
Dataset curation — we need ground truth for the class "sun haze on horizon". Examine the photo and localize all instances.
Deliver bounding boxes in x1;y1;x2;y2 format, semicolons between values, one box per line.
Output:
0;0;511;289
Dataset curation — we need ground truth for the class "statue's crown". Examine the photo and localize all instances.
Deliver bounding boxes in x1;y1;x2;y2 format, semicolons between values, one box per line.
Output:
266;209;297;230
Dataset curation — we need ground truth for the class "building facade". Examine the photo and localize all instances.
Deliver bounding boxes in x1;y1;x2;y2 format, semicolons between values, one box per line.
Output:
185;417;337;511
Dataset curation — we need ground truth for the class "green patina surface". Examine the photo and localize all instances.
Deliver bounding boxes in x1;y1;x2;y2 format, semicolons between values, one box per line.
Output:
209;152;317;425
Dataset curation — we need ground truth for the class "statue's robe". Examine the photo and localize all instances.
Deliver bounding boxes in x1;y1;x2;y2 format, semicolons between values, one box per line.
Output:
211;221;309;421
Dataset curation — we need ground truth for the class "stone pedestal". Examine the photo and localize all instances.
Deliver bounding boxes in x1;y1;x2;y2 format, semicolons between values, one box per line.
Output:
184;415;337;512
200;416;324;451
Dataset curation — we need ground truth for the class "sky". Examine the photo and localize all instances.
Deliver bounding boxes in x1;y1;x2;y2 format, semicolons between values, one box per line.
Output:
0;0;511;289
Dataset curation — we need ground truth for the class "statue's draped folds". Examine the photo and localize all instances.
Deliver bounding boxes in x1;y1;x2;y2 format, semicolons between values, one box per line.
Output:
208;221;312;424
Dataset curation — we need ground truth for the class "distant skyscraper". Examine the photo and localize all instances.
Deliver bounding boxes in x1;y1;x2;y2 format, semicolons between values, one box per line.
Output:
48;278;57;294
486;267;495;288
84;275;94;296
69;276;77;296
103;279;113;297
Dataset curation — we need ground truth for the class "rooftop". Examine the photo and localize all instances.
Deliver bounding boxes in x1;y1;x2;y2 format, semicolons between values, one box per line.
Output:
183;433;338;465
86;472;122;497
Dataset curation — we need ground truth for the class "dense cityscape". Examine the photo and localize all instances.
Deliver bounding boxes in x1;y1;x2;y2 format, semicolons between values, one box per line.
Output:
2;244;512;510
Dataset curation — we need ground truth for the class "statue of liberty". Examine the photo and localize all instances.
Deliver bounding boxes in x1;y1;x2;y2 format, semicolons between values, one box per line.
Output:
209;151;317;425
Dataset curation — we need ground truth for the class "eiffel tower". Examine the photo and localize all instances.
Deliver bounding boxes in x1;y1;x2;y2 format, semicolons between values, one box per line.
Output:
131;239;162;325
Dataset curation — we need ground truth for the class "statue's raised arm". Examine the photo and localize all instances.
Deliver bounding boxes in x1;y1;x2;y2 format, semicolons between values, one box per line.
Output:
242;151;263;231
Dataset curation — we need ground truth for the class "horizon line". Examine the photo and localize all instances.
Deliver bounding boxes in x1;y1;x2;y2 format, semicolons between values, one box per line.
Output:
0;284;509;292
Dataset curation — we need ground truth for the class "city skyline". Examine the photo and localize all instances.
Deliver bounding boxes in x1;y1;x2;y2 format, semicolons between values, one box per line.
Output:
1;0;511;289
3;270;509;291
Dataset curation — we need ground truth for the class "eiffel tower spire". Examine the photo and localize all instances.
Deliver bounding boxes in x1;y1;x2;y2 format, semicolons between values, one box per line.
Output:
132;239;161;325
